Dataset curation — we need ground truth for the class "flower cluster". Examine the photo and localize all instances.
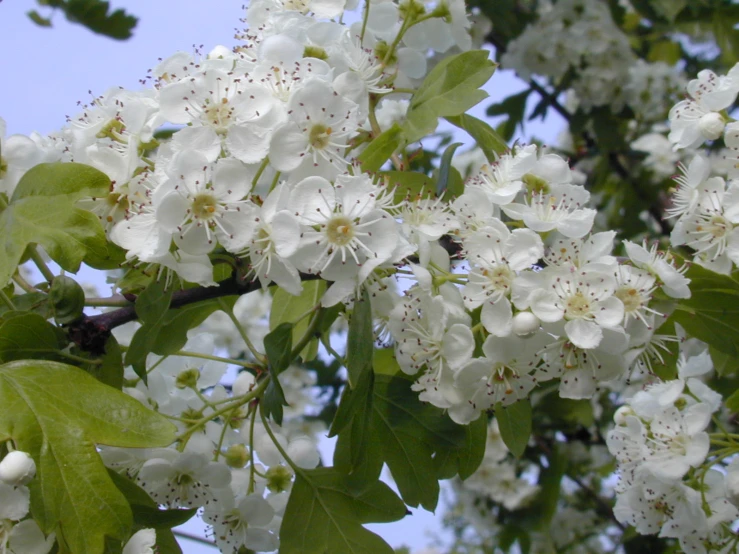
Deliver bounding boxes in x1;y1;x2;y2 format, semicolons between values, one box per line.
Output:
667;63;739;273
607;332;738;553
501;0;684;118
387;143;690;424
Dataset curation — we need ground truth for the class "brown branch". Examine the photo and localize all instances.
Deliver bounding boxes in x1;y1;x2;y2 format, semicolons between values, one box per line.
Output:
69;273;321;354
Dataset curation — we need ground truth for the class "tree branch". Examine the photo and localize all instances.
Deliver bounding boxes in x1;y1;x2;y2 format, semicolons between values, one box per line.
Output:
69;273;321;354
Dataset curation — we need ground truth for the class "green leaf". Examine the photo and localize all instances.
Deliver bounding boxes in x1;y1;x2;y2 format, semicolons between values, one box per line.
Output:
270;281;326;362
49;274;86;324
0;162;111;287
445;114;509;163
372;374;465;510
528;445;567;531
84;335;124;389
125;279;174;382
403;50;496;143
279;467;406;554
710;346;739;377
652;0;687;21
0;291;50;319
727;388;739;413
357;124;405;173
263;323;294;426
672;264;739;357
27;9;53;26
436;142;463;197
63;0;138;40
10;162;110;203
0;312;66;363
647;40;682;65
0;360;176;554
151;296;237;356
346;289;373;388
265;322;294;374
496;400;532;458
456;414;488;480
379;171;434;202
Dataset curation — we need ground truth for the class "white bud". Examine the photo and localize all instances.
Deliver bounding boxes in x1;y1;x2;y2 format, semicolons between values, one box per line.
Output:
233;371;256;397
287;436;320;469
511;311;541;337
613;405;635;426
0;451;36;485
698;112;725;140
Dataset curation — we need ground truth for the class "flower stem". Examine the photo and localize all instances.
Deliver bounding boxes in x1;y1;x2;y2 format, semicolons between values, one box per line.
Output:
29;248;55;283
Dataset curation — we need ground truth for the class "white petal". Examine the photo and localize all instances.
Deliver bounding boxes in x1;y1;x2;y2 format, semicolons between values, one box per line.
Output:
442;324;475;370
564;319;603;349
226;125;273;165
123;529;156;554
480;298;513;337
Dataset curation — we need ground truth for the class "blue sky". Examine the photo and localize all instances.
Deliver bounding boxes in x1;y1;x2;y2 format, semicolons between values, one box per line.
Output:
0;2;562;552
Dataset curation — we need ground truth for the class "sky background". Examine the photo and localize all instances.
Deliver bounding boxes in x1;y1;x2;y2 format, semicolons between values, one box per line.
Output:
0;1;563;552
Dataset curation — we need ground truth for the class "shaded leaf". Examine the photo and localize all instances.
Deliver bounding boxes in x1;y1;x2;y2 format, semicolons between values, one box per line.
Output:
271;281;325;362
496;400;532;458
357;124;405;173
0;360;176;554
445;114;509;163
279;467;406;554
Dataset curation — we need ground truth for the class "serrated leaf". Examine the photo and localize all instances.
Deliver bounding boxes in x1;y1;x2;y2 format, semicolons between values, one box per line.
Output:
0;360;176;554
0;312;66;363
263;323;293;426
271;281;326;362
63;0;138;40
357;124;405;173
672;264;739;357
496;400;532;458
710;346;739;377
727;388;739;413
346;288;373;388
403;50;496;143
279;467;406;554
125;279;174;382
445;114;509;163
372;374;465;510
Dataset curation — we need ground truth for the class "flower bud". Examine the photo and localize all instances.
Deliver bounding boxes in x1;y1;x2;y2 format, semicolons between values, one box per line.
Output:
698;112;725;140
233;372;256;397
224;444;250;469
0;451;36;485
266;465;293;493
613;405;635;426
511;312;541;337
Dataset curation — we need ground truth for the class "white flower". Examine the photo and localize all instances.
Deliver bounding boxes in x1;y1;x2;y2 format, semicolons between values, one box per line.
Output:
288;175;398;283
528;266;624;349
3;519;55;554
623;240;691;299
502;184;596;238
159;64;279;164
669;65;739;149
269;79;360;174
137;452;231;508
204;493;279;553
156;152;260;255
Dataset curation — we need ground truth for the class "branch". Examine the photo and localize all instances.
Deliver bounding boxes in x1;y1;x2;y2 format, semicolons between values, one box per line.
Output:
485;30;671;236
68;272;321;354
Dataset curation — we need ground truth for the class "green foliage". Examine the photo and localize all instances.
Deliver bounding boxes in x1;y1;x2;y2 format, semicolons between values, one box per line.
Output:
263;323;294;425
380;170;435;201
445;114;509;162
403;50;496;143
29;0;138;40
672;264;739;357
436;142;464;198
358;124;405;172
483;90;531;142
346;289;374;388
125;278;174;382
271;281;326;362
0;312;66;363
279;467;407;554
0;163;110;287
495;400;532;458
0;360;176;554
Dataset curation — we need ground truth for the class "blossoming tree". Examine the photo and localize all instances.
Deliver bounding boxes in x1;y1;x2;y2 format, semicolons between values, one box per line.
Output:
2;0;739;553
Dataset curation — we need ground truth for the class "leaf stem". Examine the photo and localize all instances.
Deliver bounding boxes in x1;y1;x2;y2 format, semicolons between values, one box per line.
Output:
251;157;270;190
29;248;55;283
248;404;258;494
259;400;302;475
175;349;263;371
0;289;16;311
176;376;270;446
84;295;133;308
218;298;267;365
13;272;37;293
